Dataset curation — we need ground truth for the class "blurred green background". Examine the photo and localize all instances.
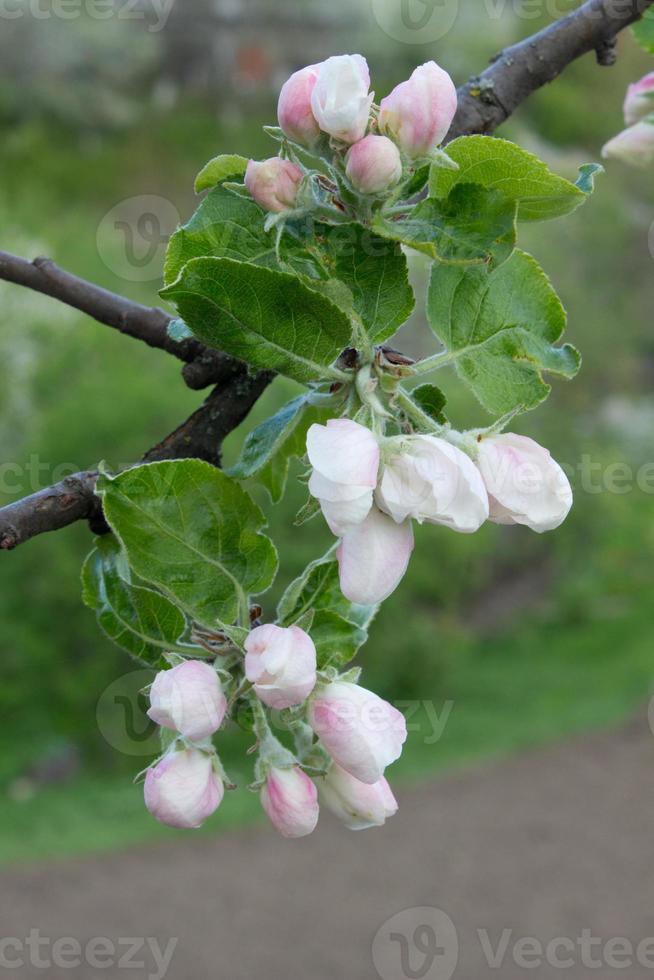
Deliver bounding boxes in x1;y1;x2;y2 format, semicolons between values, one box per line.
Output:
0;0;652;863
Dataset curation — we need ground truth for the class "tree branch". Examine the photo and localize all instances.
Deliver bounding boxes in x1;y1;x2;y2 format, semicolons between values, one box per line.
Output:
448;0;654;141
0;369;274;550
0;250;239;390
0;0;649;550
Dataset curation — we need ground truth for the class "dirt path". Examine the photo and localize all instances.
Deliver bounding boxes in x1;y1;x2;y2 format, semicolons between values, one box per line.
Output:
2;714;654;979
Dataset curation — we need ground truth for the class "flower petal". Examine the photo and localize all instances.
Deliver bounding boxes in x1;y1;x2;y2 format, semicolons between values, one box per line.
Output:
337;507;414;605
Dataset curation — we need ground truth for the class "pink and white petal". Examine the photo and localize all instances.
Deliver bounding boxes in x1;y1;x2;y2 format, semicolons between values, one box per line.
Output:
337;507;414;605
320;491;373;536
306;419;379;487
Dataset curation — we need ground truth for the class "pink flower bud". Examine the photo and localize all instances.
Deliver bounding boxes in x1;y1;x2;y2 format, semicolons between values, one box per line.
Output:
602;122;654;170
144;748;223;829
147;660;227;742
277;64;321;146
476;433;572;532
310;54;372;144
307;680;407;784
379;61;458;158
376;435;489;532
345;134;403;194
337;506;414;605
307;418;380;535
624;72;654;125
319;763;398;830
244;624;317;709
260;766;319;838
244;157;304;213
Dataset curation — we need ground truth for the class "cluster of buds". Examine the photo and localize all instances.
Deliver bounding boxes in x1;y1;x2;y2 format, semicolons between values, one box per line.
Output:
244;54;458;216
143;626;406;837
307;419;572;605
602;71;654;169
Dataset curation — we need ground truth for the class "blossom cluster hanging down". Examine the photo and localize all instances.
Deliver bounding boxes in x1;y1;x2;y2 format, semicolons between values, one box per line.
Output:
85;51;592;840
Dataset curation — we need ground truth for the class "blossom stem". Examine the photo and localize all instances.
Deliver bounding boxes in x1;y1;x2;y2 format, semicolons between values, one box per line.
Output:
393;387;446;434
411;350;457;374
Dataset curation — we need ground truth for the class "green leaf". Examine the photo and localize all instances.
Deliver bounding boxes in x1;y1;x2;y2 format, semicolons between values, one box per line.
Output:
97;460;278;629
195;154;249;193
164;184;413;343
229;393;330;503
309;223;414;344
294;493;321;526
429;136;594;222
278;552;374;669
161;257;352;383
164;184;274;286
633;8;654;53
311;609;367;670
426;249;580;414
278;551;377;630
374;184;517;266
411;383;447;424
399;164;430;197
82;534;186;665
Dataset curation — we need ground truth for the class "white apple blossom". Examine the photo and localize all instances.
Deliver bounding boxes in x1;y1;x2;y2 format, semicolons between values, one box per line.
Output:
477;433;572;532
310;54;372;144
307;418;380;535
307;680;407;784
376;434;489;532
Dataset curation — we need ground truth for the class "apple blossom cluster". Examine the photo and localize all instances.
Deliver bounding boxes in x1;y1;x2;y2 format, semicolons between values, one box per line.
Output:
143;631;405;836
307;419;573;606
85;53;595;843
244;54;458;215
602;71;654;169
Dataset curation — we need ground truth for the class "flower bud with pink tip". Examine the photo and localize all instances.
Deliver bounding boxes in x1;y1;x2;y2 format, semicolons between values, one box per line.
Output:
245;157;304;213
476;433;572;532
277;64;321;146
376;435;489;533
307;680;407;784
147;660;227;743
379;61;457;158
319;763;398;830
310;54;372;144
307;418;380;536
624;72;654;125
245;624;317;709
602;121;654;169
144;748;224;829
345;134;403;194
260;766;319;838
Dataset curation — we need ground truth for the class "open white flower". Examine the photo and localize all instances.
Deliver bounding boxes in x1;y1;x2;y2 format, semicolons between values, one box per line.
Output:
376;434;489;532
307;418;380;535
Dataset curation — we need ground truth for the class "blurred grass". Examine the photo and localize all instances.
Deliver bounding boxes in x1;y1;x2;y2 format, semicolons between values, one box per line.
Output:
0;13;653;863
